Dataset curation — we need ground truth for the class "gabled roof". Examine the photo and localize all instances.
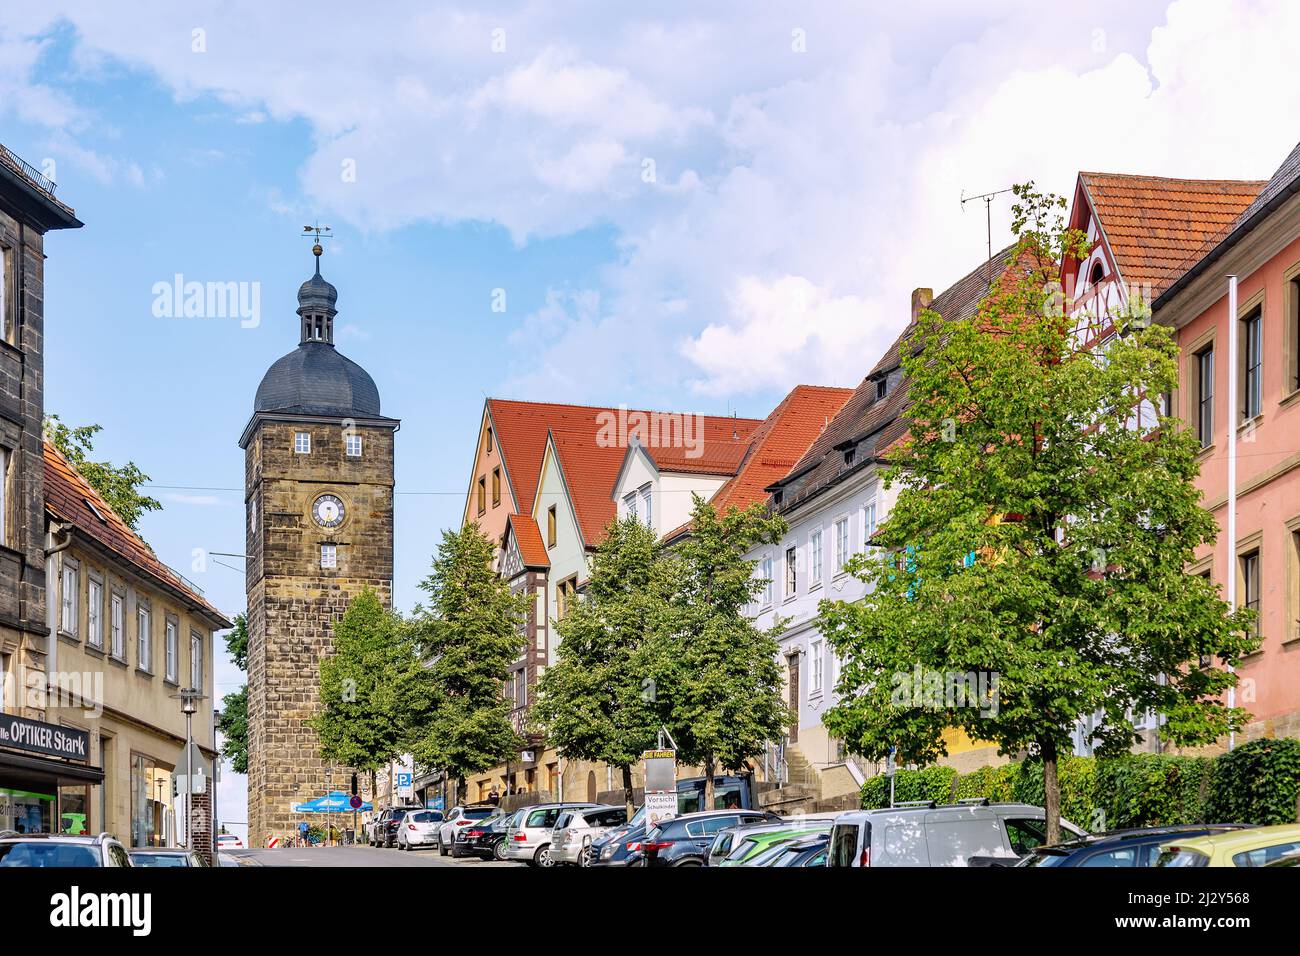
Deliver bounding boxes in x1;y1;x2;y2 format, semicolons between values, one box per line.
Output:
1155;140;1300;310
506;513;549;569
1078;172;1265;300
708;385;854;513
43;443;231;628
769;250;1011;513
485;398;760;546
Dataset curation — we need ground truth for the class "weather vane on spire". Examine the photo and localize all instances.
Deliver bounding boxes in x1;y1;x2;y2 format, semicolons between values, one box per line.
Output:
302;222;333;267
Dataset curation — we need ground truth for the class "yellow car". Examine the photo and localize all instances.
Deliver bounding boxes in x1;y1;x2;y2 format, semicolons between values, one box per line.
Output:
1156;824;1300;867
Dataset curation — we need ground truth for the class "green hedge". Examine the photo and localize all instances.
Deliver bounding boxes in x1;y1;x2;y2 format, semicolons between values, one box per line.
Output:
861;740;1300;830
1204;738;1300;826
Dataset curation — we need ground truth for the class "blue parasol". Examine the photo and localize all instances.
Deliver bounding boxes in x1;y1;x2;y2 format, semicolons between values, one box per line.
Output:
291;790;371;813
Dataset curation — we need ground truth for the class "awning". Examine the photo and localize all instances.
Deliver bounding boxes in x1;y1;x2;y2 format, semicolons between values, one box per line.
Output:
0;749;105;786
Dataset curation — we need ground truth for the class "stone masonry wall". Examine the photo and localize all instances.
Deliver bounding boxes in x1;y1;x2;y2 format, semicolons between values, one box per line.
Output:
245;418;394;844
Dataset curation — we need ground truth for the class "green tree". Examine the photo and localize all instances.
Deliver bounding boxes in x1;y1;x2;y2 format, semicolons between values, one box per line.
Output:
216;614;249;774
820;184;1257;842
410;524;527;805
312;589;426;787
533;516;675;815
44;415;161;532
666;496;792;811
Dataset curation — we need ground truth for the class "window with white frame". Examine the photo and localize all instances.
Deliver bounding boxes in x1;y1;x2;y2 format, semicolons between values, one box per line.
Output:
87;577;103;649
294;431;311;454
785;546;797;598
809;639;824;694
624;491;638;522
0;446;9;548
137;605;152;671
640;484;652;527
345;434;362;457
1;245;11;344
60;560;78;636
760;555;774;606
321;544;337;569
191;632;203;690
110;593;124;659
835;517;850;573
862;498;878;550
165;619;178;682
809;528;823;585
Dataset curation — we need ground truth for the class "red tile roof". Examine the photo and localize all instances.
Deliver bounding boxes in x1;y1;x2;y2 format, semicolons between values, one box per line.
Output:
1079;172;1265;300
485;398;761;548
506;513;549;569
43;442;231;627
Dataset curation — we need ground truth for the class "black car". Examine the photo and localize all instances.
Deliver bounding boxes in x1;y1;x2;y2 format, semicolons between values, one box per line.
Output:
372;806;418;848
1017;824;1252;867
455;809;514;860
642;810;779;867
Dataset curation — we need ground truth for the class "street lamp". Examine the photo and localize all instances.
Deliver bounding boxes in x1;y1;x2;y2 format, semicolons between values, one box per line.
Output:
171;686;207;851
325;766;333;847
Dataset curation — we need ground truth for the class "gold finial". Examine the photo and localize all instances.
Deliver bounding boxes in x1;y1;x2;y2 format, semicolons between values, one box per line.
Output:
302;223;332;268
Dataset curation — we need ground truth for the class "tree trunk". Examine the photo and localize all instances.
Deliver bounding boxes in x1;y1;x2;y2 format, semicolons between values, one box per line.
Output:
456;776;467;807
1042;740;1061;845
622;764;636;819
703;758;716;811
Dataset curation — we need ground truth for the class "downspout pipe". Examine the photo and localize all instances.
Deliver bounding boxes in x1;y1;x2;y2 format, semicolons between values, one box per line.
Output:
1226;275;1238;752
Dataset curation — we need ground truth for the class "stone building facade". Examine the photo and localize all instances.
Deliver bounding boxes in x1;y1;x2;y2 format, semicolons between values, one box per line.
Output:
0;145;79;724
241;250;397;844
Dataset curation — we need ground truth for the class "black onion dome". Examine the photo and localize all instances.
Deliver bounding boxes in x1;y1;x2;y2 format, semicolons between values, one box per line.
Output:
254;342;381;417
297;271;338;314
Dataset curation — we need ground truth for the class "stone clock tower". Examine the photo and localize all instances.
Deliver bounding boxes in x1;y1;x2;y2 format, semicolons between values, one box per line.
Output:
239;244;398;844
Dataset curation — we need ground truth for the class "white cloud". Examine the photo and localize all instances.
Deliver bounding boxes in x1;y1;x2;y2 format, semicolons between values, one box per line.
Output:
2;0;1298;399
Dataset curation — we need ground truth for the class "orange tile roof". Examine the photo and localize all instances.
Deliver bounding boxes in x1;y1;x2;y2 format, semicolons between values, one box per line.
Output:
1080;172;1265;300
43;442;231;627
485;398;761;548
506;513;549;569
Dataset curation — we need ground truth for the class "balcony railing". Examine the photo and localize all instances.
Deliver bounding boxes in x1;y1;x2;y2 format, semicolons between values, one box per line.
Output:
0;143;59;197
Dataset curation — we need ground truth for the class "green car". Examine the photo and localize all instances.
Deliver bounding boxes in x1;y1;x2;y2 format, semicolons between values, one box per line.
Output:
717;823;833;866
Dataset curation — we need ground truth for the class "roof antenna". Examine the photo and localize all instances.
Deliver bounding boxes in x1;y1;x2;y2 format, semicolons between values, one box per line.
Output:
961;187;1013;288
732;409;738;441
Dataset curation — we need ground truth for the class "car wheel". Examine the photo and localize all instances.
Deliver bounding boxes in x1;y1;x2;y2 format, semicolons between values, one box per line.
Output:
438;836;449;857
451;841;464;858
534;843;552;867
579;841;593;867
673;858;702;866
493;838;507;862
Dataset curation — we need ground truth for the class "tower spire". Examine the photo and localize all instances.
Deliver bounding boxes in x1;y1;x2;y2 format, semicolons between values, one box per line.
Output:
297;224;338;345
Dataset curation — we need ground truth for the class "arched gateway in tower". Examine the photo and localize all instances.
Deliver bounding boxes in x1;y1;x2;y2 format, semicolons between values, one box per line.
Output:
239;244;398;845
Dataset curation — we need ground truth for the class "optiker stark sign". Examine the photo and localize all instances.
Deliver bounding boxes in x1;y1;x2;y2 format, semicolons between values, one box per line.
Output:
0;715;89;762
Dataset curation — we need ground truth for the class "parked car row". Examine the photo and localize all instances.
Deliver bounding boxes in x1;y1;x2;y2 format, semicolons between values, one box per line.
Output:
411;795;1300;869
0;830;236;867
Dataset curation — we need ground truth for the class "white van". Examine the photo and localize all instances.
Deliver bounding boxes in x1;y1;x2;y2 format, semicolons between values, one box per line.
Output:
826;800;1084;867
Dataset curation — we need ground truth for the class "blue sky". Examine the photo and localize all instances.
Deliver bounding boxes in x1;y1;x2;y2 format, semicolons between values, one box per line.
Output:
5;1;1299;838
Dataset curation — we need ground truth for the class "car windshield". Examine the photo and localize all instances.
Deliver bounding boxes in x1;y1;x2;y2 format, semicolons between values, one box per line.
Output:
130;853;190;867
1017;848;1069;867
0;842;100;867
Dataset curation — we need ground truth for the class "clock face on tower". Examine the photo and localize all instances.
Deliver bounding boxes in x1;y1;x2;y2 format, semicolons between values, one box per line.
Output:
311;493;346;529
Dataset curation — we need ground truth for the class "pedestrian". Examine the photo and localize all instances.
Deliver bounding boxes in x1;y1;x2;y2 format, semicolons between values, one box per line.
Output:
488;785;500;806
299;820;309;848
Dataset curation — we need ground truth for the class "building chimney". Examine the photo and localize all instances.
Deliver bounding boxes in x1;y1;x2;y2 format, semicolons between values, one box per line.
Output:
910;287;934;323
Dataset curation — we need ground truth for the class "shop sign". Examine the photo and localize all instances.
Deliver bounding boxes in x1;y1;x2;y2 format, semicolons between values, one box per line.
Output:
0;714;89;762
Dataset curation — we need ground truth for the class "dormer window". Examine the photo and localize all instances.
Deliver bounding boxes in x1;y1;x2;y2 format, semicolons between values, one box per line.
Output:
844;447;856;467
875;379;887;401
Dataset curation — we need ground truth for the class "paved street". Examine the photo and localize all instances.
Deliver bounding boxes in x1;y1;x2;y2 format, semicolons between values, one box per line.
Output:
225;845;515;867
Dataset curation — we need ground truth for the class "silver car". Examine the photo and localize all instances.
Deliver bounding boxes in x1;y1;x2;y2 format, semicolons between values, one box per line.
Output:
504;802;600;866
550;805;628;866
0;832;132;867
826;800;1084;867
